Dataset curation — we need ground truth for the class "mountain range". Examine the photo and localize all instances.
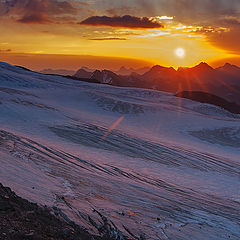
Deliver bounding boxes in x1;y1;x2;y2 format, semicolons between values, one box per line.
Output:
73;62;240;104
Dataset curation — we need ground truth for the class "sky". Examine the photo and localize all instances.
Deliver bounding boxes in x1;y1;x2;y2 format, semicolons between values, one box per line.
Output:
0;0;240;70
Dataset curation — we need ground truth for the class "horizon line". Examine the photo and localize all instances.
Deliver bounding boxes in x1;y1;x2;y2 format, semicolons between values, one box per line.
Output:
1;60;239;73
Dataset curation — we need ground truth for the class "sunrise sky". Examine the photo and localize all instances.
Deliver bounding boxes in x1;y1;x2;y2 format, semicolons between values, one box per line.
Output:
0;0;240;70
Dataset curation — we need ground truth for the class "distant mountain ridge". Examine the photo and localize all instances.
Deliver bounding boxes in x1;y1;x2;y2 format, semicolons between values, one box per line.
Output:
72;62;240;105
74;68;92;79
217;63;240;77
115;66;151;75
73;66;151;78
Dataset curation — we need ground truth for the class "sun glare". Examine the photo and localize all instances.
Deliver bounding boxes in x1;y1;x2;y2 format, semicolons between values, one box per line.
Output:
175;48;185;58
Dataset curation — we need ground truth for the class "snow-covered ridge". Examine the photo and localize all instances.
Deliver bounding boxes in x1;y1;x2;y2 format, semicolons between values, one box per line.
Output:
0;62;239;239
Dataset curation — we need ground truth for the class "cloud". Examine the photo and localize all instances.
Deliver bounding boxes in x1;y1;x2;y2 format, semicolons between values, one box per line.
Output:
1;0;79;24
206;24;240;54
138;0;240;54
89;38;128;41
155;16;173;20
136;0;240;24
80;15;164;29
187;16;240;54
18;13;51;24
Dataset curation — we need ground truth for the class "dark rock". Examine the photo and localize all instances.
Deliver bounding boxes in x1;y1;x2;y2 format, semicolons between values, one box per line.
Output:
0;183;127;240
175;91;240;114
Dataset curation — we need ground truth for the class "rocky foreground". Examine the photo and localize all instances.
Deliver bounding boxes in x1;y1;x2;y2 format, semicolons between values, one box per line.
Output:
0;183;123;240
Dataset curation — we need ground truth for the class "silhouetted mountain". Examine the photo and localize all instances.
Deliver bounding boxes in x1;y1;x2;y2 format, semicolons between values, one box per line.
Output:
74;66;151;77
81;66;96;72
70;62;240;105
74;68;92;78
177;62;215;83
143;65;176;78
217;63;240;77
89;69;149;88
115;66;150;75
175;91;240;114
139;62;240;104
90;70;121;84
188;62;214;72
139;65;177;91
116;66;135;75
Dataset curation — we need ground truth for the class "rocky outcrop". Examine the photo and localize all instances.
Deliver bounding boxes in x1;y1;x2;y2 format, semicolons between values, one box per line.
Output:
0;183;127;240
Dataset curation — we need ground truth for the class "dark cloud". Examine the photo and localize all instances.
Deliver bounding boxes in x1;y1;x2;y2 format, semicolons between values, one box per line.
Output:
218;17;240;27
0;0;17;16
80;15;163;29
1;0;78;24
89;38;127;41
22;0;77;15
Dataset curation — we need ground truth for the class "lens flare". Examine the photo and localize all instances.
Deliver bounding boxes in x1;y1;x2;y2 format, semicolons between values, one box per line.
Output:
102;116;125;141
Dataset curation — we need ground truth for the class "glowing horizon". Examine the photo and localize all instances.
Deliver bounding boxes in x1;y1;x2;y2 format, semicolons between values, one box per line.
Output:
0;0;239;70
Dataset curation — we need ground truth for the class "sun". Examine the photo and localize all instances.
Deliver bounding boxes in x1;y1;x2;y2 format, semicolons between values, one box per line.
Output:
175;48;185;58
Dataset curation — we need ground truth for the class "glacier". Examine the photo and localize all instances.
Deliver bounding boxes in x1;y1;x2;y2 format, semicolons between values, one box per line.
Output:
0;62;239;239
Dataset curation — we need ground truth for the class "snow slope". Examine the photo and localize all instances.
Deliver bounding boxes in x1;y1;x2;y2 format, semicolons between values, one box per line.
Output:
0;62;240;239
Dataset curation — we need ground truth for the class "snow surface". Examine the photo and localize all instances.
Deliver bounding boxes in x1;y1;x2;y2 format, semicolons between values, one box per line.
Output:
0;62;240;239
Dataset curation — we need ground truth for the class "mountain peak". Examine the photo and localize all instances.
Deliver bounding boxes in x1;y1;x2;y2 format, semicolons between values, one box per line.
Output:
150;65;176;73
151;65;173;70
119;66;127;71
194;62;213;70
90;69;119;84
74;68;92;78
224;63;232;67
181;62;214;73
216;63;240;75
177;63;213;73
142;65;176;79
222;62;239;70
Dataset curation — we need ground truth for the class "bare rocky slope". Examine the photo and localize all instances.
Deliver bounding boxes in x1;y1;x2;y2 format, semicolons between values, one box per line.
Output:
0;183;125;240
